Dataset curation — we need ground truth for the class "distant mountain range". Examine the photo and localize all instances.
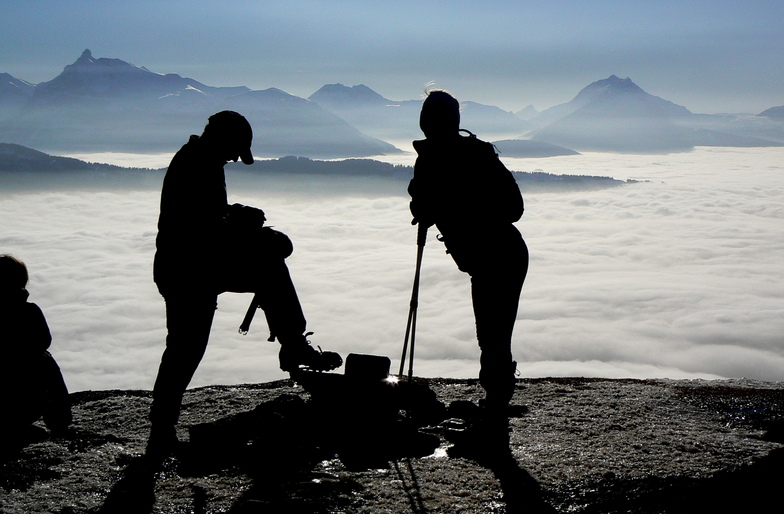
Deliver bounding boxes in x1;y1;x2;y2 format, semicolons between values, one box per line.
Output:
308;77;784;153
0;141;630;192
527;75;783;152
0;50;397;158
308;83;531;141
0;142;132;172
0;72;34;120
1;50;783;156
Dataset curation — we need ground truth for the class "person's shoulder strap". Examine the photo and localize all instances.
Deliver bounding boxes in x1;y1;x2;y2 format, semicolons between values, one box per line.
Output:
459;129;498;155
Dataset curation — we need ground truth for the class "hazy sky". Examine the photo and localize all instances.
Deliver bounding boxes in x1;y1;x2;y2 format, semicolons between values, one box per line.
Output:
1;0;782;114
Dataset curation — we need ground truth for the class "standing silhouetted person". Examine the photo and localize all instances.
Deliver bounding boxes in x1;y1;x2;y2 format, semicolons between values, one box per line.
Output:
0;254;72;448
408;91;529;414
148;111;341;461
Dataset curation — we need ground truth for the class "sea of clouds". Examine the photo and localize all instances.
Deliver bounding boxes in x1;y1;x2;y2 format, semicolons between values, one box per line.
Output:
2;147;783;392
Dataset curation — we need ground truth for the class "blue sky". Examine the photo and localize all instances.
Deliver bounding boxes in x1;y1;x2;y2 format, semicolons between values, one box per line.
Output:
2;0;783;113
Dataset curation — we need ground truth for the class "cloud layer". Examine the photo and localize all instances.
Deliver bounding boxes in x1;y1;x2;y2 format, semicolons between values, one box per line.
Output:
2;147;783;392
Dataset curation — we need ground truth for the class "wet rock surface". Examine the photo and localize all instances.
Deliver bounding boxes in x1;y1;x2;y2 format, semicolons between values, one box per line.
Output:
2;377;782;513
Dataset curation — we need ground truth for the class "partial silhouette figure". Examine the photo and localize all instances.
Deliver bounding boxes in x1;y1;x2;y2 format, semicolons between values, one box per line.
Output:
147;111;341;463
408;90;529;414
0;254;72;454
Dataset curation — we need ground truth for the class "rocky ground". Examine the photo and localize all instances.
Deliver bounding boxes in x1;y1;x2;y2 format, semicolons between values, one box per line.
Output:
2;376;783;513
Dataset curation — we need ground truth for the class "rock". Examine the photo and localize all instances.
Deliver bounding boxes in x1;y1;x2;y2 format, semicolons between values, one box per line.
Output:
1;377;782;513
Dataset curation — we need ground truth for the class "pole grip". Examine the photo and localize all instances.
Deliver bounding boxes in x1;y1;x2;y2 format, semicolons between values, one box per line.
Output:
416;223;428;248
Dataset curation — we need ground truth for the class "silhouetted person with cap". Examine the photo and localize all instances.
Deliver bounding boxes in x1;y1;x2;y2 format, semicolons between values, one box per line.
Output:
0;254;72;449
408;91;528;415
147;111;341;461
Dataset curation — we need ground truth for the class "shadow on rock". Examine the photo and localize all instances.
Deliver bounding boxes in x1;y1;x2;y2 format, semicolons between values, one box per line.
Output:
576;446;784;514
392;458;428;514
133;357;558;513
181;386;442;476
176;368;445;512
1;425;50;465
98;458;156;514
444;401;557;514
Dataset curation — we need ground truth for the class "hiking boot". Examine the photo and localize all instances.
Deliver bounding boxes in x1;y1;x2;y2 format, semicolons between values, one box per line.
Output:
145;424;178;466
479;359;518;410
279;334;342;372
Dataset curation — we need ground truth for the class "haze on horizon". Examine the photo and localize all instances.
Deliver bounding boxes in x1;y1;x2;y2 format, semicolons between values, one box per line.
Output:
1;0;782;115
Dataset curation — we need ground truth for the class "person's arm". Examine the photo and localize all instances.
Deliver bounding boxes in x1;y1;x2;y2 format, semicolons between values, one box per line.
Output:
408;150;439;228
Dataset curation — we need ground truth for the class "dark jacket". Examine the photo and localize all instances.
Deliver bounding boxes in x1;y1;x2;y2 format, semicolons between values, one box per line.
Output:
1;298;71;431
153;135;232;295
408;132;524;273
1;299;52;355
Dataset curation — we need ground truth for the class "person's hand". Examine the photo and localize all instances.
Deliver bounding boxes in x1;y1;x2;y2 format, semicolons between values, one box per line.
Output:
248;208;266;226
411;217;434;228
229;203;266;228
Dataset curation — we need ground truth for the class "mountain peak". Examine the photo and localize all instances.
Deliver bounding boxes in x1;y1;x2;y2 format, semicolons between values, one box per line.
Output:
77;49;94;63
530;74;696;152
66;49;136;72
309;84;390;108
561;75;691;119
577;75;643;99
759;105;784;119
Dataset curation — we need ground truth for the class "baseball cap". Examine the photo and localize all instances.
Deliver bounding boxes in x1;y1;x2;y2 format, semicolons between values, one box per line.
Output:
207;110;254;164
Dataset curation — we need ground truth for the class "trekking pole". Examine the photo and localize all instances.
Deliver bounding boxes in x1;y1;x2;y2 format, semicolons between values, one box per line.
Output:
399;223;428;380
239;293;260;335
